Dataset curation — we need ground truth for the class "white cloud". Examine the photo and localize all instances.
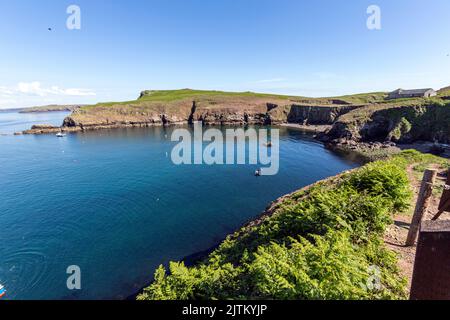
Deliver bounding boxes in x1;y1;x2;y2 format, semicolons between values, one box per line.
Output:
0;82;97;109
0;86;14;96
0;98;18;107
313;72;339;80
15;81;96;97
254;78;286;84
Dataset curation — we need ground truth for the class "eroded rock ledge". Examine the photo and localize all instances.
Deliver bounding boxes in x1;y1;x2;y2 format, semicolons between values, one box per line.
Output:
23;102;359;135
22;94;450;160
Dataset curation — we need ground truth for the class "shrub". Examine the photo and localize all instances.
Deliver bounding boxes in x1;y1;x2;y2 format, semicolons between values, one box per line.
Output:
249;231;405;300
346;160;411;211
138;153;420;300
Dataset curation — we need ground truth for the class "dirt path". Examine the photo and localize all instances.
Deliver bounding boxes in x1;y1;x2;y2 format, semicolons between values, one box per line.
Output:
384;163;448;293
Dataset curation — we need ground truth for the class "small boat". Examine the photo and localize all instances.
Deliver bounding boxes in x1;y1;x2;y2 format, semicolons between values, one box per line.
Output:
255;169;262;177
56;132;66;137
0;284;6;298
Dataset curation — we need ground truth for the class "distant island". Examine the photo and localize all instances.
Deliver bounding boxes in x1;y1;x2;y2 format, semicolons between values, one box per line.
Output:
19;104;83;113
0;104;83;114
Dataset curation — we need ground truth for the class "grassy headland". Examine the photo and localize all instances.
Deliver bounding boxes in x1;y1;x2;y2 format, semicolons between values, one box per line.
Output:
66;88;450;129
23;88;450;154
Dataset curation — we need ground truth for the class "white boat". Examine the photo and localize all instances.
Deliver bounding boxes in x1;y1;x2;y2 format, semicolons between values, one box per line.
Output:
56;132;66;137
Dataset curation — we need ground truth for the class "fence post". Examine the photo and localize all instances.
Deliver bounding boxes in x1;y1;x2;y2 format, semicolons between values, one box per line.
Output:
406;169;437;246
410;220;450;300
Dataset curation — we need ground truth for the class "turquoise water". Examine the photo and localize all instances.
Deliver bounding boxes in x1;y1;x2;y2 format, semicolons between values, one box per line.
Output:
0;112;359;300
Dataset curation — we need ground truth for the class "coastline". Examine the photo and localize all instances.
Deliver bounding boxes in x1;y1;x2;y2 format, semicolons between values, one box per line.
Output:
21;121;333;135
21;119;448;162
278;123;332;133
126;167;358;300
8;104;450;300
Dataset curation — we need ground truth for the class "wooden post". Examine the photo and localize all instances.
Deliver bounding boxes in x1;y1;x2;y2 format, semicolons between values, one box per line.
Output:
406;169;437;246
432;172;450;220
431;199;450;221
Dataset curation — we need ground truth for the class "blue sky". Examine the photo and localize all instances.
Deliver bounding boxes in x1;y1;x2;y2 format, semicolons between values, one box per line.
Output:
0;0;449;108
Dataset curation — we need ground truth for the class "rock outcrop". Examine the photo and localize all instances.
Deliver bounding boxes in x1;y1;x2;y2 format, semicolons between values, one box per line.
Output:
21;89;450;152
327;103;450;144
23;124;79;135
29;100;360;134
286;105;359;125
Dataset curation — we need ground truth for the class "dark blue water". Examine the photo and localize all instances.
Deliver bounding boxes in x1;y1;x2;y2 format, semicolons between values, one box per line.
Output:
0;113;359;300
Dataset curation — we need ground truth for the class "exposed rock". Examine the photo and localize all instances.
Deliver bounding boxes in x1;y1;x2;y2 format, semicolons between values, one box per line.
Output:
35;102;358;134
327;104;450;145
23;124;79;135
31;124;59;130
286;105;359;125
21;91;450;159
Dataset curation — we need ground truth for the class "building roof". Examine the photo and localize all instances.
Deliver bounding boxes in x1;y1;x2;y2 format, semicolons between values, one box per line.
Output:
391;88;435;95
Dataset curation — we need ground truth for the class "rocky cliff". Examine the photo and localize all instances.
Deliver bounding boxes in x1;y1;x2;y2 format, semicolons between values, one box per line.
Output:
22;89;450;148
286;105;359;124
326;102;450;144
24;91;361;134
58;102;358;131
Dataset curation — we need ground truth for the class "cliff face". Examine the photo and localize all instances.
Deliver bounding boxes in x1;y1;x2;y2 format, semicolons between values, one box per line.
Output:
286;105;359;124
23;89;450;146
57;101;359;132
327;103;450;144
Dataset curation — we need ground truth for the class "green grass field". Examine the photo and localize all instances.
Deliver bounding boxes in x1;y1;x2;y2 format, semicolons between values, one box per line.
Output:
81;88;449;110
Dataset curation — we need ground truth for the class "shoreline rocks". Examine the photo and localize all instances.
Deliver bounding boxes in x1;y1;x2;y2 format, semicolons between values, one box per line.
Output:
19;100;450;161
22;102;360;135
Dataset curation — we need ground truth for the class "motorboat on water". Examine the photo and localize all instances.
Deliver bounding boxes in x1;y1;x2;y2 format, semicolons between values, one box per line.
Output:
0;284;6;298
56;132;66;137
255;169;262;177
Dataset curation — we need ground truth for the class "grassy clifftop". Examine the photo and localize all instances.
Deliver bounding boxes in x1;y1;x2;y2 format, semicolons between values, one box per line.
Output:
328;98;450;144
73;88;448;120
80;89;390;110
44;88;449;144
63;89;431;129
68;89;294;127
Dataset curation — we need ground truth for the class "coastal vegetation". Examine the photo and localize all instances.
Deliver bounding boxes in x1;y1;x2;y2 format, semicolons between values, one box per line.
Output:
138;150;446;300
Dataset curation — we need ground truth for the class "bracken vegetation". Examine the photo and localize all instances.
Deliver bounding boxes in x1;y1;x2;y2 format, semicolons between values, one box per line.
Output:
138;150;447;301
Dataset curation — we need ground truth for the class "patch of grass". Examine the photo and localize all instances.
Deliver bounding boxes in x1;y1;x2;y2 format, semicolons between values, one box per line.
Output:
438;86;450;97
83;89;297;109
80;89;447;112
327;92;388;104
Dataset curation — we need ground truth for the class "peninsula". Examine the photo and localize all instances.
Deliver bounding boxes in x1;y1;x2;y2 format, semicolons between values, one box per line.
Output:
23;88;450;158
